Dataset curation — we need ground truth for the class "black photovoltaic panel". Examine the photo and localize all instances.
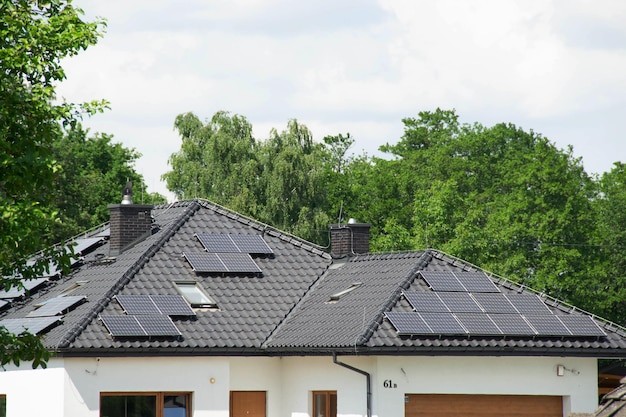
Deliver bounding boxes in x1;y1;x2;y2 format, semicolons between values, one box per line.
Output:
524;315;571;336
558;315;606;336
116;295;195;316
135;315;181;336
0;278;48;299
196;233;273;254
455;313;502;335
403;292;448;312
0;300;8;310
184;252;228;273
71;237;103;255
506;293;552;314
420;271;465;292
100;315;181;337
0;316;61;335
472;293;517;314
385;311;431;334
196;234;239;253
150;295;195;316
101;315;146;336
116;295;161;315
230;234;273;254
454;271;500;293
419;312;466;334
437;292;483;313
215;253;262;273
96;228;110;237
488;313;536;335
27;295;86;317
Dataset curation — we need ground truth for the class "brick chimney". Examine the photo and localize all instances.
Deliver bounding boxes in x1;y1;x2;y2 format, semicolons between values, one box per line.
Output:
107;182;153;256
329;219;371;258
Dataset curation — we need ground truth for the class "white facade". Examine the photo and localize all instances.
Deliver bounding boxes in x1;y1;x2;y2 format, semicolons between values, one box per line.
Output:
0;355;598;417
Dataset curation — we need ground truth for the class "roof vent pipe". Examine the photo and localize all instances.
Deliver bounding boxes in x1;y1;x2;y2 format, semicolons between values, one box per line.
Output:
121;181;133;205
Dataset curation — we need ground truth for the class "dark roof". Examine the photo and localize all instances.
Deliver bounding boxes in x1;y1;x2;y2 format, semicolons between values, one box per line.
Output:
2;199;626;358
596;380;626;417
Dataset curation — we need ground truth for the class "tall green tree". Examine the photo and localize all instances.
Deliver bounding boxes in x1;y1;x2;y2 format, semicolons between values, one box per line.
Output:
0;0;104;367
49;125;166;244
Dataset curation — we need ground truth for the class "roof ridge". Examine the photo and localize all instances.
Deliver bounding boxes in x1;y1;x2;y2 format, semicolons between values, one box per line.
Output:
355;250;433;346
56;201;202;349
193;198;331;259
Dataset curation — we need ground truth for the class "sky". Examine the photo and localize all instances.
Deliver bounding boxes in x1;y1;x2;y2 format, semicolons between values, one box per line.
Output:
57;0;626;201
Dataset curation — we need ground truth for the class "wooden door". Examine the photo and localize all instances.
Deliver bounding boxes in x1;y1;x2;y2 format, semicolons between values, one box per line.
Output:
230;391;266;417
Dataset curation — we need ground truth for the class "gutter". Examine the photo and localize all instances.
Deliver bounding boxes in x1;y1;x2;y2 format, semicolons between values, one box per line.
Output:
333;353;372;417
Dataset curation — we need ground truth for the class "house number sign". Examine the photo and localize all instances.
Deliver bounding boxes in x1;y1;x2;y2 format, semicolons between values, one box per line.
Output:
383;379;398;388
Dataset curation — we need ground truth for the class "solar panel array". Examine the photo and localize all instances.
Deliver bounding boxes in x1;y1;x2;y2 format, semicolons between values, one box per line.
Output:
100;315;181;337
71;237;104;255
387;270;607;337
0;278;48;299
116;295;195;316
386;310;605;337
196;233;273;254
0;316;61;335
184;252;261;274
420;270;499;292
27;295;86;317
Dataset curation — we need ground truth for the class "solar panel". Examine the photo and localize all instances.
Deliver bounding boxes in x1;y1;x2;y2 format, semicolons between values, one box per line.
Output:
96;228;110;237
135;315;181;336
472;293;517;314
116;295;161;315
217;253;262;273
454;271;500;293
455;313;502;335
184;252;228;273
230;234;273;254
488;314;536;335
100;315;181;337
437;292;483;313
524;315;571;336
0;278;48;299
0;300;8;310
196;234;239;253
419;312;466;334
385;312;431;334
403;292;448;312
100;315;146;336
558;315;606;336
420;271;465;292
70;237;103;255
150;295;195;316
506;293;552;314
27;295;86;317
0;316;61;335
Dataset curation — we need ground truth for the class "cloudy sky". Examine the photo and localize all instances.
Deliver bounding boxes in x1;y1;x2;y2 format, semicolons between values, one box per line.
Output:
57;0;626;201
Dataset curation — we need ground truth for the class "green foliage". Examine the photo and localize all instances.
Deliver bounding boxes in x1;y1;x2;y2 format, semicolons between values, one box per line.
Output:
164;112;334;243
48;125;166;244
0;0;104;367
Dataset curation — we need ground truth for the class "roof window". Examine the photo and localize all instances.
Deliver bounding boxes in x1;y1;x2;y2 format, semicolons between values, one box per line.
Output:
173;282;217;308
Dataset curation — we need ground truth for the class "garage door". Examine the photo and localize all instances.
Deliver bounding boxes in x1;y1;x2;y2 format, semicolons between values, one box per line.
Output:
405;394;562;417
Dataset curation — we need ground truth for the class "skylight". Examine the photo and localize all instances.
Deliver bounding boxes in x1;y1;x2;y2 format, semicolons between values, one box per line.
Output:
173;282;217;308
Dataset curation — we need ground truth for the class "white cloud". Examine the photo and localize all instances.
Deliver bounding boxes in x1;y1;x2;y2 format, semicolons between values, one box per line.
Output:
57;0;626;199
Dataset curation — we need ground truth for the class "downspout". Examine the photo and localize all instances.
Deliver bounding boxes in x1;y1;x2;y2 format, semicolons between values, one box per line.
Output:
333;353;372;417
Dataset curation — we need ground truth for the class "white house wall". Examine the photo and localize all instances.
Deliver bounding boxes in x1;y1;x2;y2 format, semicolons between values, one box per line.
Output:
0;355;599;417
0;358;66;417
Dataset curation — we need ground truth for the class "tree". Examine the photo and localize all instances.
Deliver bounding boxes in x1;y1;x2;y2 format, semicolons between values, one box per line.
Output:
49;125;166;244
0;0;105;367
380;109;598;311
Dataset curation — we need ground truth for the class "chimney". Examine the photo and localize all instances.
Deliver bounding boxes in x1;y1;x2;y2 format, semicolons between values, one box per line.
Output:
107;182;153;256
329;219;371;258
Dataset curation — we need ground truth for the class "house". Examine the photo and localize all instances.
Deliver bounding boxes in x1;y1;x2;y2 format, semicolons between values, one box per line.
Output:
1;196;626;417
